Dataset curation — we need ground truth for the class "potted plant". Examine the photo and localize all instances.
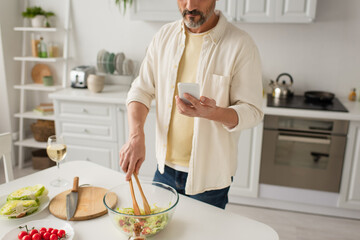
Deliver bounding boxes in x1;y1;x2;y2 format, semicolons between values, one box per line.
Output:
115;0;133;14
22;6;55;27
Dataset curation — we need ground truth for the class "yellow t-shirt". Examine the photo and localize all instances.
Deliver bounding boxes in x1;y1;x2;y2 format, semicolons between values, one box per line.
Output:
166;30;207;168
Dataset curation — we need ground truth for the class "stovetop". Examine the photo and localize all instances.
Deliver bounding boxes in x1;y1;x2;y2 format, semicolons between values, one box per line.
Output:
266;94;349;112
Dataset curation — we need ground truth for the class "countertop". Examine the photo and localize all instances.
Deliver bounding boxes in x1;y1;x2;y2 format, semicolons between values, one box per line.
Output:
49;85;130;104
0;161;279;240
50;87;360;121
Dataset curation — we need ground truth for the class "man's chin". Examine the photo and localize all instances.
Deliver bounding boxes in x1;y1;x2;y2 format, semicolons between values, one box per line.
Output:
184;20;202;29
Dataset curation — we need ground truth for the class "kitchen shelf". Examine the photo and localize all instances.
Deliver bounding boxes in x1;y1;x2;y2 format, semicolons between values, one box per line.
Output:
14;111;55;121
15;0;71;168
14;56;65;62
14;27;58;32
14;84;63;91
14;137;47;149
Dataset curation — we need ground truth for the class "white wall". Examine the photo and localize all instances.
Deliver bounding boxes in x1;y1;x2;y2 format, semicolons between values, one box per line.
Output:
3;0;360;133
0;0;21;134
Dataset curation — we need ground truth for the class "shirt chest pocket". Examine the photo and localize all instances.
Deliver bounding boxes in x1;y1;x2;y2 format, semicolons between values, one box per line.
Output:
203;74;231;108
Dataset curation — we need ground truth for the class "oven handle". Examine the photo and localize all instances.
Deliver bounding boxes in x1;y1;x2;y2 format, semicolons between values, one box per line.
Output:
278;135;331;144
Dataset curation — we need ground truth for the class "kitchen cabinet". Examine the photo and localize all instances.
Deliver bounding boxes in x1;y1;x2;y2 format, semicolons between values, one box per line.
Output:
237;0;276;22
130;0;236;22
237;0;317;23
130;0;316;23
229;123;263;199
52;99;119;170
275;0;317;23
338;121;360;210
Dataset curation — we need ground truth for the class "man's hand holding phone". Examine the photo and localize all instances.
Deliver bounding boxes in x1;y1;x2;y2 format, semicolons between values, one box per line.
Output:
176;82;218;119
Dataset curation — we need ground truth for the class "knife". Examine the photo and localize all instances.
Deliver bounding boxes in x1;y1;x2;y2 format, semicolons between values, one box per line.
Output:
66;176;79;220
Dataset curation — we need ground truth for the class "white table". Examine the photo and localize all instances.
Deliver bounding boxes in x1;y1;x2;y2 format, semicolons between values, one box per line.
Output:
0;161;279;239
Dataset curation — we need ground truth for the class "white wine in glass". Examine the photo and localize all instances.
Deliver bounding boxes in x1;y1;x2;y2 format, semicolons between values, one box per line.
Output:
47;135;69;187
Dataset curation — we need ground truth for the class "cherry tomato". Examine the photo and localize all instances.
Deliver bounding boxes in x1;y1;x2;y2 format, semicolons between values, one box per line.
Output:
39;231;46;237
31;233;41;240
43;232;51;240
18;231;28;240
47;228;53;233
29;229;38;237
49;234;58;240
22;235;31;240
40;227;47;232
57;229;66;238
51;229;58;235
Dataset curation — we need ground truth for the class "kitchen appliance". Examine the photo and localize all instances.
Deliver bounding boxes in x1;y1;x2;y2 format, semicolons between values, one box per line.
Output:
269;73;294;99
266;94;348;112
260;115;349;192
304;91;335;102
70;65;95;88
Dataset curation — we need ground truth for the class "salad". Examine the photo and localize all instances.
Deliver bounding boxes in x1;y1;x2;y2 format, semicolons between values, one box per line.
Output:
115;206;169;236
0;184;48;218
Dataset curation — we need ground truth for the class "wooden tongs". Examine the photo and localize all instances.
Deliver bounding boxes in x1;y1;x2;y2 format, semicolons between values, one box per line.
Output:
129;173;151;215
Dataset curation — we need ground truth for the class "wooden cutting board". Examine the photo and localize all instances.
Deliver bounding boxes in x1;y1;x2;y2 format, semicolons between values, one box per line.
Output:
49;186;117;221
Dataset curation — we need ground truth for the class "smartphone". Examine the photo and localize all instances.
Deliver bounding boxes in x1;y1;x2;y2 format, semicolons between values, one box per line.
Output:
177;83;200;105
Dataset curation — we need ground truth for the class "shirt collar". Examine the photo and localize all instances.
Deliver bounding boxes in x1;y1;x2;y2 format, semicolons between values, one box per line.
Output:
177;10;228;44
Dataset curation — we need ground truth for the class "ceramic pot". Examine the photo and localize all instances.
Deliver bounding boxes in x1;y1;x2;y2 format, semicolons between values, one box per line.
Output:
31;15;46;28
87;74;105;93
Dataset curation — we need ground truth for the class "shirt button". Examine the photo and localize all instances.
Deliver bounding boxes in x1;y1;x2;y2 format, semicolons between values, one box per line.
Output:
168;104;172;108
173;65;177;69
171;85;175;89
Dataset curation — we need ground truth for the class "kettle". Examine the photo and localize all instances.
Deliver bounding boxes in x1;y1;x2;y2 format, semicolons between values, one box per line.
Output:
269;73;294;99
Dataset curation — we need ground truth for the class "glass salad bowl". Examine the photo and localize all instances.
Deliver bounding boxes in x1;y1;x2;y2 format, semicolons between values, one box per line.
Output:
103;181;179;238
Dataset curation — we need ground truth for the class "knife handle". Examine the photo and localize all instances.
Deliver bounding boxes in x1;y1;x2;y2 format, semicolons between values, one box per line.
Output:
72;176;79;192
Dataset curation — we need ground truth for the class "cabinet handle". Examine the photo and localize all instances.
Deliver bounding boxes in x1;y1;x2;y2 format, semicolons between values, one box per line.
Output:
83;129;88;133
81;108;87;113
86;157;90;161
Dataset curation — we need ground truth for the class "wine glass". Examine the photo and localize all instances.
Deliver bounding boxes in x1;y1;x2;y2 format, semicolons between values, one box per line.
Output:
46;135;69;187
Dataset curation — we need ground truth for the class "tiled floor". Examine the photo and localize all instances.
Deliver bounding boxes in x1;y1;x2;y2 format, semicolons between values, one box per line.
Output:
225;204;360;240
1;162;360;240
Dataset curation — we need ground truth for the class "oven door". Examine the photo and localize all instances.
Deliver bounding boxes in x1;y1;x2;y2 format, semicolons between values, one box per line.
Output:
260;129;346;192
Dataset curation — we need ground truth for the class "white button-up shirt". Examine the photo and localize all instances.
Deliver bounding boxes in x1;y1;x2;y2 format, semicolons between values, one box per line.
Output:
127;11;264;195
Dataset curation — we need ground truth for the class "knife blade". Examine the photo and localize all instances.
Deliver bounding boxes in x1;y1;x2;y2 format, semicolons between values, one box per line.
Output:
66;176;79;220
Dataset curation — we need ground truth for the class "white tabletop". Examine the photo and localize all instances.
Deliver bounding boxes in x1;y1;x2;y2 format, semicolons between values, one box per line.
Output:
0;161;279;240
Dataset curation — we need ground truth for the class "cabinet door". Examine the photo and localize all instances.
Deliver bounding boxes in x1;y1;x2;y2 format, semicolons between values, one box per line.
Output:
237;0;276;22
275;0;317;23
338;121;360;210
130;0;179;21
65;139;118;169
131;0;236;22
123;107;158;181
229;122;263;199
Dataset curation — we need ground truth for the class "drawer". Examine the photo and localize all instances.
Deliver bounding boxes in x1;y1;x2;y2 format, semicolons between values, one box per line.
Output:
66;145;113;168
58;101;114;121
60;122;116;141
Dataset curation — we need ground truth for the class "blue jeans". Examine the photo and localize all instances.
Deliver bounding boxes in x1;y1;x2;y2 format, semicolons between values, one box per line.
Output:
153;165;231;209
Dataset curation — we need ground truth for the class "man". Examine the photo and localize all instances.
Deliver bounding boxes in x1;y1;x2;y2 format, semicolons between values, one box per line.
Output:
119;0;263;209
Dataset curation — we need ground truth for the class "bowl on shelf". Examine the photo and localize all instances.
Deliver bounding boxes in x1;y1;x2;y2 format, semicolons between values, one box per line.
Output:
103;181;179;238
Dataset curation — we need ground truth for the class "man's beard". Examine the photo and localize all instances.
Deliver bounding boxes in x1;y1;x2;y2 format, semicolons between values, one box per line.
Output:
181;8;213;29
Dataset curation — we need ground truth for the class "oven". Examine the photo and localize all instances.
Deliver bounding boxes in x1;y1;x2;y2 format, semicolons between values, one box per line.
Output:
260;115;349;193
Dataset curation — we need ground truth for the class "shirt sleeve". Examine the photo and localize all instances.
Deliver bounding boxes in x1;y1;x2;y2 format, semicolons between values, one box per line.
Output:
223;36;264;132
126;36;157;109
